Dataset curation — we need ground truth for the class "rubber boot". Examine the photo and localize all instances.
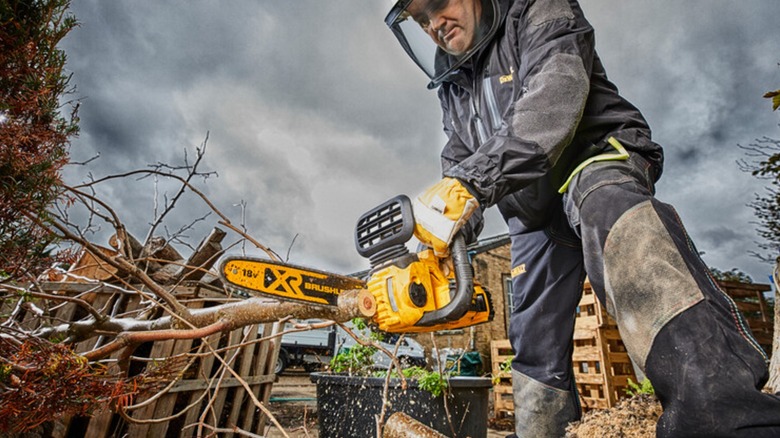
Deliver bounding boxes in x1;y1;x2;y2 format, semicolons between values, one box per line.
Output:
512;370;580;437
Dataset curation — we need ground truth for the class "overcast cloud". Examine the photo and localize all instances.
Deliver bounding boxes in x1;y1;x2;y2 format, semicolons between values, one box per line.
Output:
60;1;780;283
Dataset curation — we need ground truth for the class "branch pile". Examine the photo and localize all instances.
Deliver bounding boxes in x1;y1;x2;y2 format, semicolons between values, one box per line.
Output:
0;139;372;435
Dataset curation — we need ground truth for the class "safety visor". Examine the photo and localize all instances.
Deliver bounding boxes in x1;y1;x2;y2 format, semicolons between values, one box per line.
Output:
385;0;499;87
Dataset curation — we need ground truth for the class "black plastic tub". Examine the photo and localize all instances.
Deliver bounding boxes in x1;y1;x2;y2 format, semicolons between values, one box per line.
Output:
310;372;491;438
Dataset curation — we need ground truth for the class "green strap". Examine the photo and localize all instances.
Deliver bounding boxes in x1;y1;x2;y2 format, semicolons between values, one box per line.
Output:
558;136;629;194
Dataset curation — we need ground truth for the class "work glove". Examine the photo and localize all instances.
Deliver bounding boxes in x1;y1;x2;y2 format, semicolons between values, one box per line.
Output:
460;206;485;245
412;177;479;257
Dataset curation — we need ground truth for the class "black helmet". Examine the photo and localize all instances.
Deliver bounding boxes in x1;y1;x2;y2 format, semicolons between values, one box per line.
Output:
385;0;501;87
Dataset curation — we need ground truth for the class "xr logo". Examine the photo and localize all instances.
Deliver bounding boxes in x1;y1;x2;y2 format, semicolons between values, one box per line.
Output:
263;267;303;297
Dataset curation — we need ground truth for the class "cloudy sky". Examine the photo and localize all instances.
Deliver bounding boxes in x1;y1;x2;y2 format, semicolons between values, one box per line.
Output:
60;1;780;284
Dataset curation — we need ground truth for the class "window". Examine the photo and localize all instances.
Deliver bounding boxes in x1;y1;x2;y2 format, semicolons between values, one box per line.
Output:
503;274;513;333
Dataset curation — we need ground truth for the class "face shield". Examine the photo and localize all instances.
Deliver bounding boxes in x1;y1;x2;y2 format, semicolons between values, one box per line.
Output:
385;0;500;87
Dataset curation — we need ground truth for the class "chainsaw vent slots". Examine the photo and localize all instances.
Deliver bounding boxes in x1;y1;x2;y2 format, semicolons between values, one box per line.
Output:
355;195;415;267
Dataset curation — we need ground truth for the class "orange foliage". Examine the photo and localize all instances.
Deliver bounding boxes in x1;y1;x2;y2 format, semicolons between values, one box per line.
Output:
0;335;172;433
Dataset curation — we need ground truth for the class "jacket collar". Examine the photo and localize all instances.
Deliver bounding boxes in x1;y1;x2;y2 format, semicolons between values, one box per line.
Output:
435;0;511;88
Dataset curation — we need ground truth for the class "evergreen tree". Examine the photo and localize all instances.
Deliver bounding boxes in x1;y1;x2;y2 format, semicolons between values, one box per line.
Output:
0;0;79;280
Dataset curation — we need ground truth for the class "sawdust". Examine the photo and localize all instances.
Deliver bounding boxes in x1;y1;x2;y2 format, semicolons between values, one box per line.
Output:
487;415;515;431
566;394;662;438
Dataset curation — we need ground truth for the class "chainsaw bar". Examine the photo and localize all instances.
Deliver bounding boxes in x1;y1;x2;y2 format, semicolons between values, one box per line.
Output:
218;256;366;307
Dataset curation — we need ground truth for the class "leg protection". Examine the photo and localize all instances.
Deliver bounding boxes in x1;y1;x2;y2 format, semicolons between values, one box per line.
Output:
601;199;705;369
649;302;780;437
512;370;580;438
573;167;780;436
609;199;780;436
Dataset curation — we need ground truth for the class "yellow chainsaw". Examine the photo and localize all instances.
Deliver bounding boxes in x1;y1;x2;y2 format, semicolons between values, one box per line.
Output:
219;195;493;333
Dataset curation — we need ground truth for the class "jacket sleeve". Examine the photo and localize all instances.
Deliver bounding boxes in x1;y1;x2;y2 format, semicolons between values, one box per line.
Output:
443;0;595;207
438;97;485;244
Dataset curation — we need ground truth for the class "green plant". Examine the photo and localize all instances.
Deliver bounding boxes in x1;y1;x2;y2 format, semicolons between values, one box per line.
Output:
376;366;450;397
374;365;421;379
329;343;377;375
329;323;452;398
492;357;512;385
625;377;655;397
416;370;449;397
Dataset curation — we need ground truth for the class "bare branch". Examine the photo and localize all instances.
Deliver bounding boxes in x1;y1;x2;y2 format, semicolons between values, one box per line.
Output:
71;167;280;260
143;133;213;246
377;334;407;435
69;152;101;166
286;233;299;262
218;219;281;261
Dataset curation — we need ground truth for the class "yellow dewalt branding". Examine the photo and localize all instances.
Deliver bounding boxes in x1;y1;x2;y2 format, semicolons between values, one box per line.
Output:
223;260;329;305
304;282;340;294
220;258;365;308
511;263;526;278
499;67;514;84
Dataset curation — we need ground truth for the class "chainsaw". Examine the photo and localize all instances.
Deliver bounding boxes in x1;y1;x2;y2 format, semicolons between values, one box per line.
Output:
218;195;493;333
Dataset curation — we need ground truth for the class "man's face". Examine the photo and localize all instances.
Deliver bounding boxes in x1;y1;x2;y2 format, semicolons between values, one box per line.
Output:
406;0;482;56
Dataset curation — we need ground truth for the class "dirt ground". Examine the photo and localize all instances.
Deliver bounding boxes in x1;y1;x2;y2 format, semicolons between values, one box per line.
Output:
264;371;319;437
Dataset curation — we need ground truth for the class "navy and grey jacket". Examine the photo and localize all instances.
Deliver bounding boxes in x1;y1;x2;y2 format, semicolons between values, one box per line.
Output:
437;0;663;232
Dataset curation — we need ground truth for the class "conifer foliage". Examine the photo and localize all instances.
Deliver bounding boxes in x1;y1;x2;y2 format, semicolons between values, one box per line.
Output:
0;0;79;281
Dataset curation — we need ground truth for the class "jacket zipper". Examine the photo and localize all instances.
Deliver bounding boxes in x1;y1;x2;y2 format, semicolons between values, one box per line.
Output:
482;76;502;130
470;71;502;146
470;95;489;145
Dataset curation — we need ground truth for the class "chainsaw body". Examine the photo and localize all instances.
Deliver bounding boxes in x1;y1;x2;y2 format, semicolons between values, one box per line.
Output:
355;195;493;333
218;195;493;334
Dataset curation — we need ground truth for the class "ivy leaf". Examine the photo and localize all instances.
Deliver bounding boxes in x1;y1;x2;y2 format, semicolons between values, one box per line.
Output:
764;89;780;111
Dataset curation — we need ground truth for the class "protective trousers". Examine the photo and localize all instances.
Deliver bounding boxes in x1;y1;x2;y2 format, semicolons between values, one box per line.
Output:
508;152;780;437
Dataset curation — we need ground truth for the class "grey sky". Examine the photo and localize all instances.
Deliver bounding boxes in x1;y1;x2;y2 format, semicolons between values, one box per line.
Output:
61;1;780;283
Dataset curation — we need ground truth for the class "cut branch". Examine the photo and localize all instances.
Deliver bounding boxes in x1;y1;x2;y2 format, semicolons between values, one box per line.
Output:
81;289;373;361
383;412;447;438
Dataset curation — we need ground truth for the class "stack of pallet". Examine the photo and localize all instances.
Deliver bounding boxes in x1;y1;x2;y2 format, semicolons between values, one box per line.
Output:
33;284;282;438
573;281;637;412
490;339;515;418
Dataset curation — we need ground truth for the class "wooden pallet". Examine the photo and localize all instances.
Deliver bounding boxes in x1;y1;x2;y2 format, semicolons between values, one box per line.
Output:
11;283;283;438
490;339;514;417
573;282;637;412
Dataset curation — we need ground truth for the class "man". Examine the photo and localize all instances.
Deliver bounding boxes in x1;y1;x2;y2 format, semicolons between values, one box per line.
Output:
384;0;780;436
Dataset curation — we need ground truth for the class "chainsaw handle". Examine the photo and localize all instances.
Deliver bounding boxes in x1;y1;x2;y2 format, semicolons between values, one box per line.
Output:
416;233;473;326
